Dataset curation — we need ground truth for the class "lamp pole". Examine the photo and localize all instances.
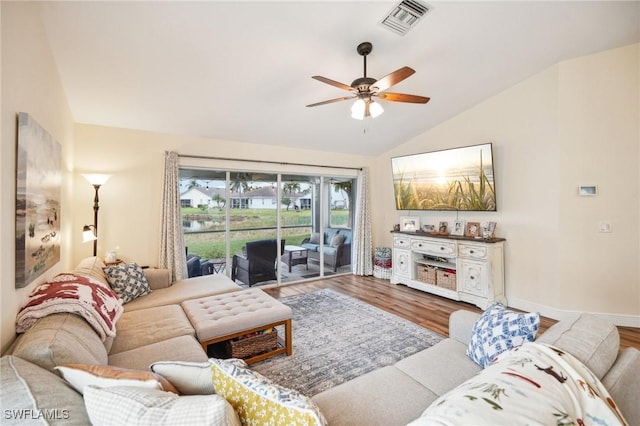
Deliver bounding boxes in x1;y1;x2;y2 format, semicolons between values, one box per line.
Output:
82;173;110;257
92;184;101;257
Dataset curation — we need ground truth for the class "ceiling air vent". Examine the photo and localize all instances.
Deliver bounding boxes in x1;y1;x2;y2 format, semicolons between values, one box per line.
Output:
379;0;431;36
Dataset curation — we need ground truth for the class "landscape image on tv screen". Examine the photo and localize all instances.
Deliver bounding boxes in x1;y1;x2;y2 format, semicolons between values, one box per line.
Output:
392;143;496;211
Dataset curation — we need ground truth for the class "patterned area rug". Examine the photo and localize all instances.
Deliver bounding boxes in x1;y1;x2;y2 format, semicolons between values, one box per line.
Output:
252;289;444;396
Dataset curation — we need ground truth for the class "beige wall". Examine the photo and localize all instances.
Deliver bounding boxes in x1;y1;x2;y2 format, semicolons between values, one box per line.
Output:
372;44;639;324
1;2;76;352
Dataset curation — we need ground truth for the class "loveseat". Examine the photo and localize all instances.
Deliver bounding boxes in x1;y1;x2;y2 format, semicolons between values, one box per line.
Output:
301;228;352;272
311;310;640;426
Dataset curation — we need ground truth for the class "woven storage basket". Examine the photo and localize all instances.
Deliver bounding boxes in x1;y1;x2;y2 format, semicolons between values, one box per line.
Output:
224;329;278;359
417;265;437;285
436;270;457;291
373;265;392;279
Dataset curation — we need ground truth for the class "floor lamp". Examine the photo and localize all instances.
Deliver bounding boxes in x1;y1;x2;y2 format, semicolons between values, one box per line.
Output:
82;174;110;256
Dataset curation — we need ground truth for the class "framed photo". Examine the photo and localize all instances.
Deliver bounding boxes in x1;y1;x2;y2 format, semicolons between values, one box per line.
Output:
465;221;481;238
438;221;448;233
422;224;435;232
483;221;497;239
400;216;420;232
451;220;465;236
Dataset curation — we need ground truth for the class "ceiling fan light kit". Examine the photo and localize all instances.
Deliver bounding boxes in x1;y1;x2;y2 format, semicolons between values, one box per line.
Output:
307;41;430;120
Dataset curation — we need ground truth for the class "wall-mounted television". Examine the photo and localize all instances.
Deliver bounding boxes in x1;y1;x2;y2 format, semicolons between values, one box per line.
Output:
392;143;496;211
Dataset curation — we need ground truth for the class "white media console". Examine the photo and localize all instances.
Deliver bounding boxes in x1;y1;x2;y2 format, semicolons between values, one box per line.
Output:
391;232;506;309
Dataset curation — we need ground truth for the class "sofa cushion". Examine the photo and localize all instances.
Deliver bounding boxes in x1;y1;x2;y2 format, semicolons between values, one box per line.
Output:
144;268;172;290
74;256;109;287
312;365;437;426
55;364;178;395
1;355;91;425
536;313;619;379
210;358;327;426
150;361;215;395
123;274;241;312
467;303;540;368
84;386;240;426
103;263;151;303
108;335;208;370
309;232;321;244
110;305;195;354
10;313;108;373
395;338;481;396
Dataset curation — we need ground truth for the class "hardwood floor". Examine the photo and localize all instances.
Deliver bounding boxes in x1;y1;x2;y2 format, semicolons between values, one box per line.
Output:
264;274;640;350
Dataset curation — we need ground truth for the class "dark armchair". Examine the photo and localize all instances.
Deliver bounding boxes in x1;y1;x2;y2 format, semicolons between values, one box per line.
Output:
231;239;285;286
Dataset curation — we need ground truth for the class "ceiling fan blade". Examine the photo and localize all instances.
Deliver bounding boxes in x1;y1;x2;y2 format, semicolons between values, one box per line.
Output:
306;96;354;108
371;66;415;92
311;76;354;92
377;92;430;104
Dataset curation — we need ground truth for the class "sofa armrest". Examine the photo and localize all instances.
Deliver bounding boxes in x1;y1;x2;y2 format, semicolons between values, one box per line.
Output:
144;268;171;290
449;310;481;345
601;347;640;426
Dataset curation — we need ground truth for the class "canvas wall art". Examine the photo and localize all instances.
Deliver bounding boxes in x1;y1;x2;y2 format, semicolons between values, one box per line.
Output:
15;112;61;288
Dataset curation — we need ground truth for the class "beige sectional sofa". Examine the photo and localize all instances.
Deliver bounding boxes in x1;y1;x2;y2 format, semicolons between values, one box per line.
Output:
2;257;243;424
2;257;639;425
312;310;640;426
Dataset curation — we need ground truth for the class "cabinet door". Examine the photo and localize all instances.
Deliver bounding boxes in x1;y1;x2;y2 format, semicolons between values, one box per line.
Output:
459;260;488;297
393;249;411;278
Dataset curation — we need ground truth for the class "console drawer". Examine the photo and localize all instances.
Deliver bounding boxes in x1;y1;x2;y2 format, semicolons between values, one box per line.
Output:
458;244;487;260
393;236;410;249
410;240;456;257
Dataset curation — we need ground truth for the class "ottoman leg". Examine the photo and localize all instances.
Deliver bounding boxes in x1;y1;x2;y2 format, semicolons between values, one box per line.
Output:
285;318;293;356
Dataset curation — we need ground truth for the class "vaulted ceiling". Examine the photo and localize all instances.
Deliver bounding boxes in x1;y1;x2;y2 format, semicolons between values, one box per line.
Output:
37;1;639;155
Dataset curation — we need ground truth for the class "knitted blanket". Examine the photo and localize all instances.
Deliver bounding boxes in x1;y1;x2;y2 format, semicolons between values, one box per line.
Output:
16;273;123;340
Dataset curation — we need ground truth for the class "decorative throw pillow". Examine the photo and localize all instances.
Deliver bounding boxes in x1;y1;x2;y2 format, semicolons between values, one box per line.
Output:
83;386;241;426
329;233;345;248
209;358;327;425
55;364;178;395
309;232;321;244
150;361;215;395
467;303;540;368
103;263;151;303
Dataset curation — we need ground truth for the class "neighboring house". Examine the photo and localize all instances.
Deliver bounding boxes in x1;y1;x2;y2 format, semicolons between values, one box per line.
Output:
180;187;225;208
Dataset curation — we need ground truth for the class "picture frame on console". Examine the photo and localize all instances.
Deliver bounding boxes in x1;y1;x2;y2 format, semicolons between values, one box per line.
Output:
400;216;420;232
451;220;465;236
465;221;481;238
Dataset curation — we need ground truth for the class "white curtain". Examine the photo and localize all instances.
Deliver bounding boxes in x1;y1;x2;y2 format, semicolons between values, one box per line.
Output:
159;151;188;281
352;167;373;275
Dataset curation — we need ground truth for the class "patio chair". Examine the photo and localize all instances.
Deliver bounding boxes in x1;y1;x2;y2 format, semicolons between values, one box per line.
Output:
231;239;285;286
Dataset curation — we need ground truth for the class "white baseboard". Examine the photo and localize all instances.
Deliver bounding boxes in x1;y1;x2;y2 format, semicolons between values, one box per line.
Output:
508;297;640;328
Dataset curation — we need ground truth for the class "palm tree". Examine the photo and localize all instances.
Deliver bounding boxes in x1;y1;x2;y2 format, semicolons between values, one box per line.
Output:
211;193;226;210
230;173;251;209
187;179;199;190
283;182;301;195
333;181;352;209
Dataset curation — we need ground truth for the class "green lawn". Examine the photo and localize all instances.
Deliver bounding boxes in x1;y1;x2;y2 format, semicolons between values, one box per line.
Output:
183;207;349;259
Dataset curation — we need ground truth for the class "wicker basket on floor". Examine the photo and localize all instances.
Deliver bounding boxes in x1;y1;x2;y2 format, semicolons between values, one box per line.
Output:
373;265;392;279
225;329;278;359
436;270;457;291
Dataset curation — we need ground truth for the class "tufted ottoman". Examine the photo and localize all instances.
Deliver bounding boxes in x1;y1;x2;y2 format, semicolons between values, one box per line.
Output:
181;288;293;364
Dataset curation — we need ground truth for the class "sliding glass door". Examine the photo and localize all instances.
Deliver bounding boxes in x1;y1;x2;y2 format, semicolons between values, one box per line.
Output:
180;167;355;287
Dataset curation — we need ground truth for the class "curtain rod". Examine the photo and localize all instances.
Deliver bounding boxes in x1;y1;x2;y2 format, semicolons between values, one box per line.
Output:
178;154;362;171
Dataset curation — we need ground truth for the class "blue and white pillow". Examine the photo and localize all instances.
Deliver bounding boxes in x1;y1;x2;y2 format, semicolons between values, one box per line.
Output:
103;263;151;304
467;303;540;368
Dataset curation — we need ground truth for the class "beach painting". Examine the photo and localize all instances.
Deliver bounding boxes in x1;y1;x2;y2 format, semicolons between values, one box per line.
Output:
15;112;61;288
